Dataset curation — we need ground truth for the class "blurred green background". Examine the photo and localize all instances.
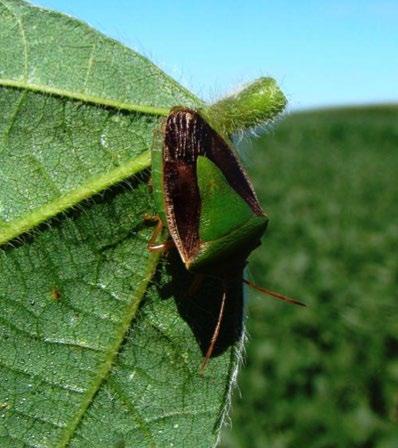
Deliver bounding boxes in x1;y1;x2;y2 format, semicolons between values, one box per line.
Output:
221;106;398;448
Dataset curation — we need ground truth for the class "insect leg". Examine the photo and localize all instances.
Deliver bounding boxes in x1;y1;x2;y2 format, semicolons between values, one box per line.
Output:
145;214;174;253
199;282;227;374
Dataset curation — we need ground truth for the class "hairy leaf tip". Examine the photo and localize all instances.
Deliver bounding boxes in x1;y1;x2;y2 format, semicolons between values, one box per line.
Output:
202;77;287;137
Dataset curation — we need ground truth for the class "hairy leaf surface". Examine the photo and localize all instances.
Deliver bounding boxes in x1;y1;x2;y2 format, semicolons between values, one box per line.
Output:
0;1;241;447
0;0;202;244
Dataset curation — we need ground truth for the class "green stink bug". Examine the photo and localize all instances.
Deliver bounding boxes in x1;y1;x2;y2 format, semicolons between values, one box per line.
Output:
148;79;303;370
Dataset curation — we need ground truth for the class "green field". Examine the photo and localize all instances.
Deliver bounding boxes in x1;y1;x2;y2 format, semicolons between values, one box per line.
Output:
221;106;398;448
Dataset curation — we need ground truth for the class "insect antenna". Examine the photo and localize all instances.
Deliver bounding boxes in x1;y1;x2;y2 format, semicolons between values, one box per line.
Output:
243;279;306;307
199;282;227;374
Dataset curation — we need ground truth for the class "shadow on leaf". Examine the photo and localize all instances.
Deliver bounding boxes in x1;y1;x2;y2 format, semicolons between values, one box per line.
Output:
157;250;244;359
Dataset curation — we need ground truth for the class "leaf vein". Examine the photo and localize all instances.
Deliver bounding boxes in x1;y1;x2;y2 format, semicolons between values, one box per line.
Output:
107;378;157;448
0;79;170;116
145;320;192;372
0;151;151;245
1;89;27;149
42;338;106;353
0;360;85;394
145;408;216;424
0;0;28;79
83;38;97;92
55;252;160;447
0;292;39;320
0;431;43;448
10;408;67;430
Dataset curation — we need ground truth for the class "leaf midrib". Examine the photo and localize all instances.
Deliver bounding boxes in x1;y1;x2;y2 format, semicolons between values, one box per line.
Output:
0;151;151;245
56;250;161;448
0;79;170;116
0;0;204;245
1;0;201;113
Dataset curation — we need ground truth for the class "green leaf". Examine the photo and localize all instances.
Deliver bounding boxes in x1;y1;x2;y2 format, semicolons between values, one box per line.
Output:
0;183;241;447
0;1;241;446
0;0;203;245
